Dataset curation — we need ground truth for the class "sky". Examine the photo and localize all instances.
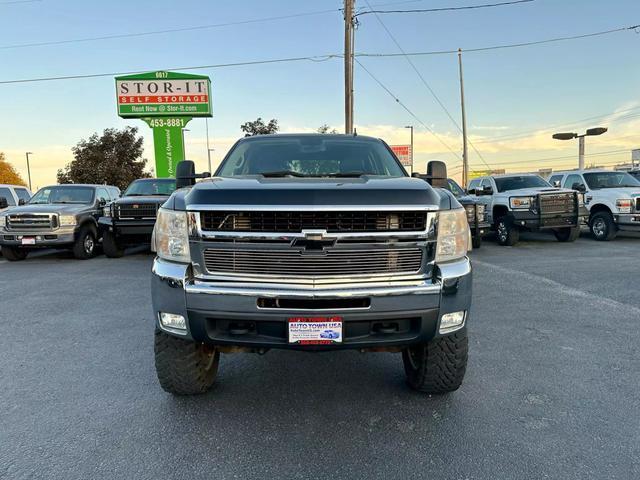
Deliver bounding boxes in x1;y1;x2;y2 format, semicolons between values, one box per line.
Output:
0;0;639;189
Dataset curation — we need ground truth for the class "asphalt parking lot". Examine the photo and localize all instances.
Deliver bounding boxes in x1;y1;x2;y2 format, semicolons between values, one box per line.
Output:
1;233;639;480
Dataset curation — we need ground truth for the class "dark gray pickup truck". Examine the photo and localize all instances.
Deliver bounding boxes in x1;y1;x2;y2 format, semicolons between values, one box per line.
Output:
151;134;472;396
0;184;119;260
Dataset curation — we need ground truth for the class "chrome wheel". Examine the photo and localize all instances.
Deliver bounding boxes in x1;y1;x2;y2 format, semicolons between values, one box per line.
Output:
497;222;508;242
83;234;95;254
592;218;606;238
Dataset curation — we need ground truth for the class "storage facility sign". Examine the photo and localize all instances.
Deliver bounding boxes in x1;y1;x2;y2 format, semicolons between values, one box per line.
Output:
390;145;412;166
114;71;212;178
115;71;212;118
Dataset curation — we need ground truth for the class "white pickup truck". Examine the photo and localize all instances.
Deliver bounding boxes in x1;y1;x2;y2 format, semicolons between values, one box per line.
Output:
0;184;32;212
467;173;587;246
548;169;640;240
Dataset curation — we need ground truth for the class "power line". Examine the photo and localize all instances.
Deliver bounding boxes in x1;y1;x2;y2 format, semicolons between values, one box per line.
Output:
0;54;340;85
362;0;493;171
473;107;640;144
0;0;40;4
0;8;340;50
357;0;534;16
355;58;463;164
358;24;640;58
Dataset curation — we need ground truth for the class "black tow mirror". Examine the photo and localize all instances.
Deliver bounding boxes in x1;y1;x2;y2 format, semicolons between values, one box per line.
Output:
176;160;211;189
572;182;587;193
552;180;561;187
0;197;8;209
480;186;493;196
18;199;26;206
426;161;448;188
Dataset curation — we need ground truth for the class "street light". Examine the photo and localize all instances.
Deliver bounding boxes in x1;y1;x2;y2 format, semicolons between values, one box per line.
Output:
552;127;608;169
404;125;414;173
25;152;33;191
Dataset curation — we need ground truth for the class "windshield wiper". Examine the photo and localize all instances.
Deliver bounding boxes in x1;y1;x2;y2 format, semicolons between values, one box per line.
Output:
261;170;308;178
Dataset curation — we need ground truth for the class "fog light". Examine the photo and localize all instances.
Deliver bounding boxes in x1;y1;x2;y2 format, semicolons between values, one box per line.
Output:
159;312;187;334
439;311;466;334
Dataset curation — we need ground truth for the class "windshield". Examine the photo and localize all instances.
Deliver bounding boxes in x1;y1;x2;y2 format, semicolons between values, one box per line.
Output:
216;136;406;177
29;186;95;204
124;179;176;196
583;172;640;189
445;179;465;197
494;175;550;192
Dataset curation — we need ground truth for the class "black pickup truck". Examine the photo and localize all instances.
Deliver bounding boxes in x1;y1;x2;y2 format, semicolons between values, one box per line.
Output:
150;134;473;396
99;178;176;258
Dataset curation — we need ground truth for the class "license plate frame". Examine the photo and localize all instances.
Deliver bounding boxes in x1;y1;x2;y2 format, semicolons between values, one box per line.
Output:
21;237;36;245
288;316;343;345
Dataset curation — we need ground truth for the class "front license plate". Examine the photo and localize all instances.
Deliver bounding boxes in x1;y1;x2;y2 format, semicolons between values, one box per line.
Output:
21;237;36;245
288;317;343;345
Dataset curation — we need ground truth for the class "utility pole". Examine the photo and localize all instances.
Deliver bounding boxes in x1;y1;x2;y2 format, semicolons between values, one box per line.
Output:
458;49;469;187
25;152;33;191
578;136;585;170
405;125;414;173
344;0;355;134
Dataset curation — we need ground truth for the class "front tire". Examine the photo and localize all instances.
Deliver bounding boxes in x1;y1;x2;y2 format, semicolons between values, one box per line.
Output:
402;330;468;394
590;212;617;241
102;230;125;258
1;246;28;261
495;216;520;246
471;234;482;249
154;330;220;395
554;226;580;242
72;225;97;259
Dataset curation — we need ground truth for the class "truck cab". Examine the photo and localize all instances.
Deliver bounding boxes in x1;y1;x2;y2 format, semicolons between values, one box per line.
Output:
0;184;32;212
549;169;640;240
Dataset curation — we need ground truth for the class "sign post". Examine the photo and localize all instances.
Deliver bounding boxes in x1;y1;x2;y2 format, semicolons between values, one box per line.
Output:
115;71;212;178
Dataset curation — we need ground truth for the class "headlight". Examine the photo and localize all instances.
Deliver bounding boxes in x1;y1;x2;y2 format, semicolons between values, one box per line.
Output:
578;193;585;207
464;205;475;221
0;215;6;228
103;204;111;217
155;208;190;263
509;197;533;210
436;208;470;262
59;215;77;226
616;199;632;213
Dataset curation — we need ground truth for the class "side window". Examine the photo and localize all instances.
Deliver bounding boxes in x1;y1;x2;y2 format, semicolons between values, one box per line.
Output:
0;187;16;205
14;188;31;203
96;188;109;204
563;174;583;190
549;175;563;187
109;187;121;200
480;178;493;191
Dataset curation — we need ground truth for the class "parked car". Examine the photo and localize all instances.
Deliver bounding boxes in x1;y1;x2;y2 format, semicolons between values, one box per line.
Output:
0;184;32;212
0;184;119;261
468;173;587;246
548;169;640;240
151;134;472;396
99;178;176;257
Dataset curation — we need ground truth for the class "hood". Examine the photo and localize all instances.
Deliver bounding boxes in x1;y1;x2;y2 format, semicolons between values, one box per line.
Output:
3;203;89;215
589;187;640;199
171;176;442;210
502;187;571;196
117;195;169;205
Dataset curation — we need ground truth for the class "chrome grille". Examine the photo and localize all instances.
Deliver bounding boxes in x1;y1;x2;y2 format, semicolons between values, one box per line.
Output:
199;211;427;233
117;203;158;219
203;248;424;277
7;213;55;231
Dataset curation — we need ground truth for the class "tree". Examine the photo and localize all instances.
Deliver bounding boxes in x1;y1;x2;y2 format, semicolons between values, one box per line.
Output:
240;117;279;136
317;124;338;134
0;153;27;186
57;126;150;190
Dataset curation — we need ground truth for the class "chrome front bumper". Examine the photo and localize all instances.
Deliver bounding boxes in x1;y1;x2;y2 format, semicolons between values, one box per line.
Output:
0;226;76;246
151;256;472;349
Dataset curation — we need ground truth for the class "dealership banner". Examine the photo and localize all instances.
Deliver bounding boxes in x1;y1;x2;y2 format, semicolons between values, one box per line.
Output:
390;145;412;166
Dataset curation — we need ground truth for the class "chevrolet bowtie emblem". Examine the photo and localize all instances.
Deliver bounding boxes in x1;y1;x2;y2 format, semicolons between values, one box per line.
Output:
132;204;139;209
293;230;337;251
